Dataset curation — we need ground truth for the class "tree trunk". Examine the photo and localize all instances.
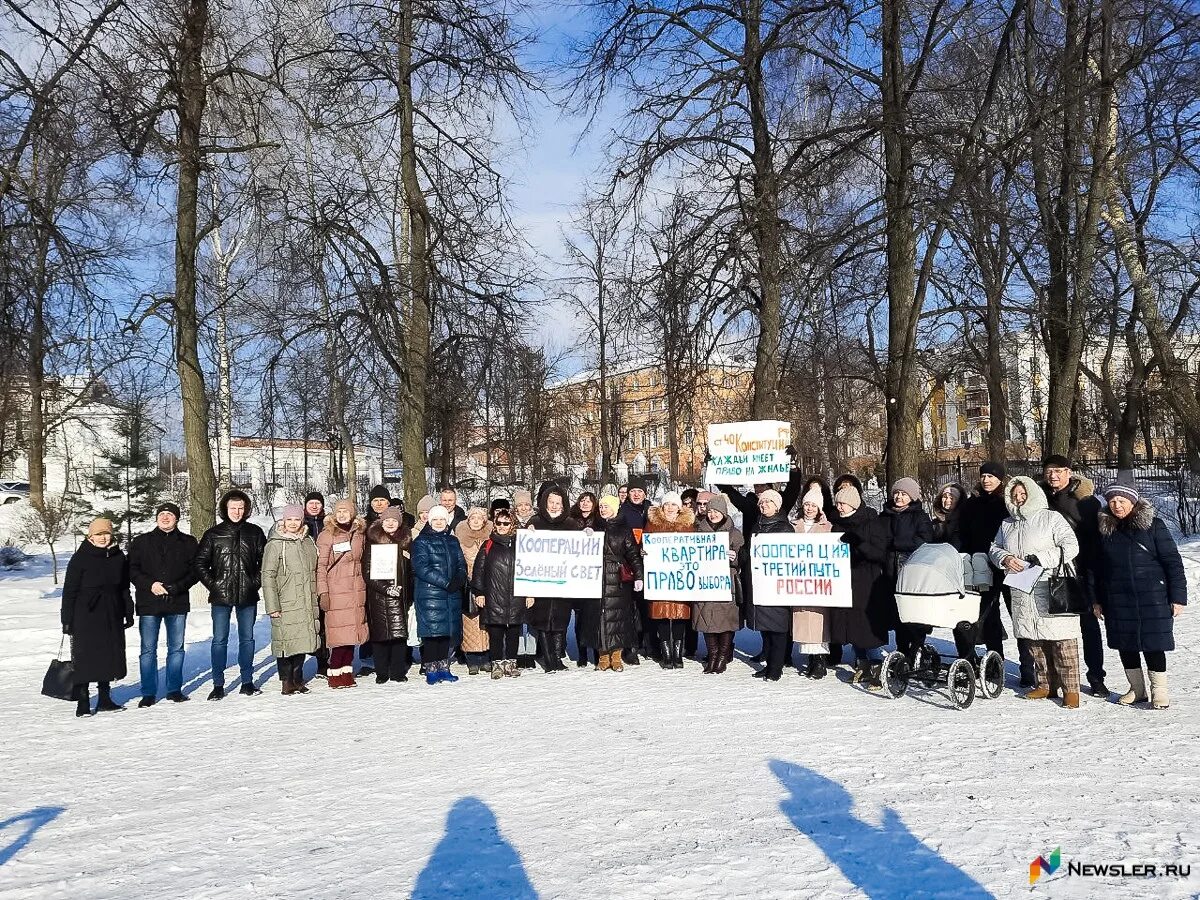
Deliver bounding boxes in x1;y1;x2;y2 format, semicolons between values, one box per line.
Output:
397;0;432;510
174;0;217;533
881;0;921;483
27;237;47;511
744;1;782;419
216;294;232;490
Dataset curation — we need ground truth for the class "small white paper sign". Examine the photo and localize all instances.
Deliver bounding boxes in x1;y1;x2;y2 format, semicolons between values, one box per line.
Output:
369;544;399;581
1003;565;1044;593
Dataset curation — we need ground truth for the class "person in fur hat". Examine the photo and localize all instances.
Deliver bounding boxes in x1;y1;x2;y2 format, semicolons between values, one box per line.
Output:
1039;455;1108;697
455;507;493;674
1094;480;1187;709
316;499;370;689
644;491;696;669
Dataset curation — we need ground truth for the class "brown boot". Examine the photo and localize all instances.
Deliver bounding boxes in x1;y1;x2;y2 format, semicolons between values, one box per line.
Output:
597;651;611;672
702;636;716;674
1063;691;1080;709
1022;686;1051;700
281;678;295;696
609;650;624;672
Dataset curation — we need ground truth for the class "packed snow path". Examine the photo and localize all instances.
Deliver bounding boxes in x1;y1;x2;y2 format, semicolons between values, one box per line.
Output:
1;546;1197;899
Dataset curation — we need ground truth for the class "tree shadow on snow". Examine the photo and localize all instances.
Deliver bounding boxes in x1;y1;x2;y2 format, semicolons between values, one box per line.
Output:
0;806;65;866
411;797;537;900
769;760;993;899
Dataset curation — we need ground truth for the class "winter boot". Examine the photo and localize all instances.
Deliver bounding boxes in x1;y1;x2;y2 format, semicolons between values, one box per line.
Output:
138;696;156;708
1088;677;1109;697
610;650;624;672
597;651;611;672
1149;671;1170;709
850;659;870;685
239;683;262;697
468;663;481;676
491;661;506;680
1021;686;1051;700
809;656;828;680
1063;691;1080;709
167;691;189;702
508;658;520;678
440;661;460;684
866;661;884;692
671;638;685;670
702;637;716;674
712;634;731;674
96;683;124;712
207;685;226;701
658;640;673;670
425;662;441;686
75;684;92;718
1119;668;1147;705
622;647;640;666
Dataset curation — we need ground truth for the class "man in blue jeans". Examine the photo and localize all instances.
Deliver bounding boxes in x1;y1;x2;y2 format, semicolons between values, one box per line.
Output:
194;490;268;700
128;503;199;707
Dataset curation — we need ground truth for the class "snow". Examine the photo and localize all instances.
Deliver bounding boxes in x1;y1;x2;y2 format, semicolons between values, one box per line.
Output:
1;539;1198;899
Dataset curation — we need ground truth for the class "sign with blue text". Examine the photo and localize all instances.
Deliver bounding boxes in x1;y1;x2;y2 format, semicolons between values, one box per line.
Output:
514;529;604;599
750;533;852;607
704;420;792;485
643;531;733;602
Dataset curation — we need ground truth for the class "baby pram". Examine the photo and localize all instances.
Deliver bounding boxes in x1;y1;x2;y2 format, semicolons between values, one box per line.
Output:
880;543;1005;709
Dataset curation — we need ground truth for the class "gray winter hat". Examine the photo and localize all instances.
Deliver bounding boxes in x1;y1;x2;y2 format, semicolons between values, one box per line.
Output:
891;477;922;502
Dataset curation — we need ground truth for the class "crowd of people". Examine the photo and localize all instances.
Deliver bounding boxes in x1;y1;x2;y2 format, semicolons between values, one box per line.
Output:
59;455;1187;717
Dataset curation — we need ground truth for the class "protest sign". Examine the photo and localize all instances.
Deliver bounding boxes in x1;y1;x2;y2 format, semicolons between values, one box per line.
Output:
750;533;851;607
368;543;399;581
704;420;792;485
514;529;604;599
642;531;732;602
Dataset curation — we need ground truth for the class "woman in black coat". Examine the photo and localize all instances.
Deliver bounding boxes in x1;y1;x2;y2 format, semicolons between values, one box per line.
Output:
526;485;582;672
746;489;797;682
829;486;890;687
61;518;133;717
879;477;934;658
471;508;528;678
362;508;412;684
1094;483;1187;709
577;494;642;672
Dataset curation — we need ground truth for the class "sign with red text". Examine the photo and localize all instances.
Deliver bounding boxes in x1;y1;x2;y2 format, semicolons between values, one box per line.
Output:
704;420;792;485
749;533;851;607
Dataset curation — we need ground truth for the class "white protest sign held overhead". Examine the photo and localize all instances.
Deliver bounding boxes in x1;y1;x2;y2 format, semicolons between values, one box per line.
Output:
514;529;604;599
750;532;852;607
704;420;792;486
642;531;732;602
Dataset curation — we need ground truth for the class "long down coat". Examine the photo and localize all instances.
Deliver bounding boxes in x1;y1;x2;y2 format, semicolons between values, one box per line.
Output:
261;525;320;658
471;532;525;628
362;521;411;643
746;512;797;634
989;476;1080;642
1095;500;1187;653
316;516;370;649
645;505;698;620
455;517;492;653
792;515;832;646
828;505;890;650
578;519;643;652
691;512;742;634
62;540;133;684
411;523;468;639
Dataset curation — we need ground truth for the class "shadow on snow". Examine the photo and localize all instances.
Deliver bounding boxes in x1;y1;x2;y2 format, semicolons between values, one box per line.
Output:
412;797;537;900
0;806;65;867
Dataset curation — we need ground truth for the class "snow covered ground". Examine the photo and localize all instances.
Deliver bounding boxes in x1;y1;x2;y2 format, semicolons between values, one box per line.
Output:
1;538;1198;899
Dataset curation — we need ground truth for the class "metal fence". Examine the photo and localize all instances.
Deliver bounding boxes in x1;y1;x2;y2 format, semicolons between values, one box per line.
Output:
926;455;1194;498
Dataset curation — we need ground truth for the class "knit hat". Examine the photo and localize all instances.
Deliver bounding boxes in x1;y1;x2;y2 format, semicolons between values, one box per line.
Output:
707;495;729;517
513;490;532;508
1104;482;1140;505
156;502;181;520
681;488;699;504
466;506;488;524
87;517;114;538
979;461;1006;479
1043;454;1071;470
628;475;647;492
891;477;922;502
598;494;621;516
802;487;824;509
334;498;357;518
380;506;403;524
758;489;783;511
369;484;390;501
428;505;450;523
281;504;304;520
490;498;511;514
834;486;862;511
417;494;437;515
661;491;683;507
304;491;325;505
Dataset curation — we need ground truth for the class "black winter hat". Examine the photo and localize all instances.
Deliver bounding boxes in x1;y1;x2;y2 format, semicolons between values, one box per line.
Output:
304;491;324;505
490;498;511;514
156;502;181;519
1043;454;1071;470
369;484;391;501
628;475;647;492
979;461;1007;479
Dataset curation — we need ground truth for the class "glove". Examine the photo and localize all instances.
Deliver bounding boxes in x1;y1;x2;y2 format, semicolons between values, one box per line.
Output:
784;444;798;459
1025;555;1043;567
124;614;135;629
634;579;643;592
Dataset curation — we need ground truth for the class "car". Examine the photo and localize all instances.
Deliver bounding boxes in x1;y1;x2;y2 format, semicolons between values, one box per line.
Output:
1;489;28;505
0;482;30;493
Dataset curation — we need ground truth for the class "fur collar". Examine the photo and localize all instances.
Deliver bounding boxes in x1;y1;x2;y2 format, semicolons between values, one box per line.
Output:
324;514;366;535
1098;499;1155;536
647;505;696;532
366;519;410;546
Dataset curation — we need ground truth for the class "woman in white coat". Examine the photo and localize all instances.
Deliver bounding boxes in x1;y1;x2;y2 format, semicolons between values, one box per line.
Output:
990;476;1081;707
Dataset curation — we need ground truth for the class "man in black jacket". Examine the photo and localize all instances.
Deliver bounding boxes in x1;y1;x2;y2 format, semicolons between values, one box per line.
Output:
128;503;198;707
613;476;652;661
194;489;267;700
303;491;326;539
1040;455;1109;696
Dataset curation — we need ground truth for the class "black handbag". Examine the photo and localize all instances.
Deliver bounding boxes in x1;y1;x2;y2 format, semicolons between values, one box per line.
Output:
1046;551;1086;616
41;637;76;701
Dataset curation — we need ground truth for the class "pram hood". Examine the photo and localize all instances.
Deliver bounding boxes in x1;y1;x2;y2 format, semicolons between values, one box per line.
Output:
895;542;971;598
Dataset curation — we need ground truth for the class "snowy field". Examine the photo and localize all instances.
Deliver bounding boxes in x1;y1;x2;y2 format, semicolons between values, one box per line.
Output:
1;538;1198;899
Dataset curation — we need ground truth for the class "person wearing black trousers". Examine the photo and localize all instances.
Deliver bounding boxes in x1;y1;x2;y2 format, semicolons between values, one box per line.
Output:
526;485;582;673
302;491;330;677
745;490;797;681
62;518;134;717
614;476;652;663
470;509;530;678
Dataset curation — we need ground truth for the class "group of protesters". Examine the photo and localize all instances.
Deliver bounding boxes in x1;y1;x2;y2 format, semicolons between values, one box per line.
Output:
59;454;1186;717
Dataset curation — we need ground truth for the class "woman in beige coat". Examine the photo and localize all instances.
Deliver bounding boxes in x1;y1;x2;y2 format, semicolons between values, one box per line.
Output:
316;499;369;688
793;488;833;679
455;507;493;674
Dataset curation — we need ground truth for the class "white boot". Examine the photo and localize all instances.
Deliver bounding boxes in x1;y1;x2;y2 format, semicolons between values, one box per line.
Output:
1149;670;1170;709
1119;668;1147;705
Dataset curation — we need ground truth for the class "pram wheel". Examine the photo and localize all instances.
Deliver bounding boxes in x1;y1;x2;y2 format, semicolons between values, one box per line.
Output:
978;650;1004;699
880;651;910;698
948;658;977;709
